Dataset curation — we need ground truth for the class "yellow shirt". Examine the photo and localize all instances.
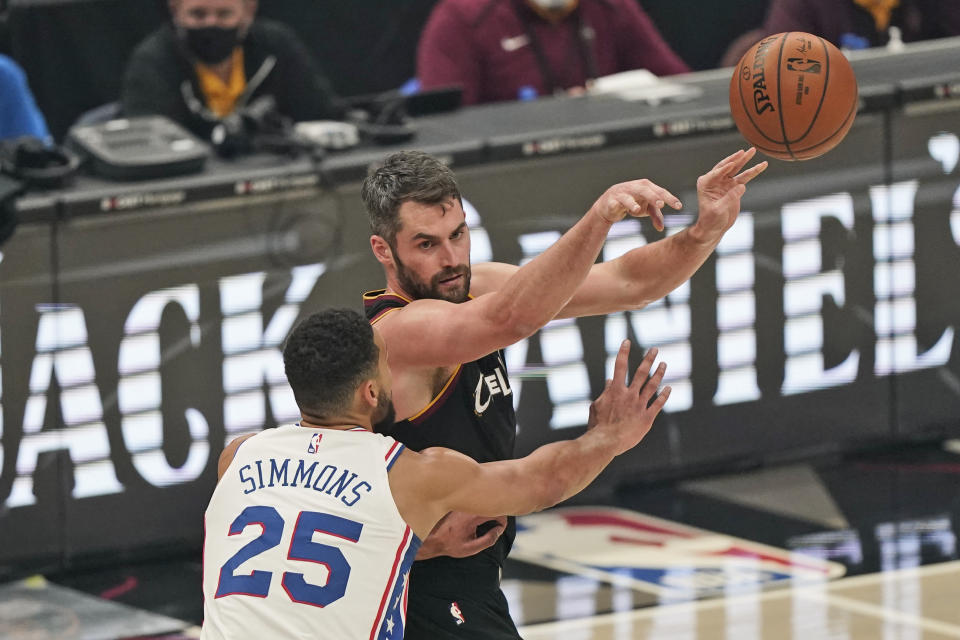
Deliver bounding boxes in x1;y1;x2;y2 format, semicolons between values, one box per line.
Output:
853;0;900;32
195;48;246;117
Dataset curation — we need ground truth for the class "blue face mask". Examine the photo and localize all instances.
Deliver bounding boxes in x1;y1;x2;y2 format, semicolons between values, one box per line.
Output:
182;25;241;65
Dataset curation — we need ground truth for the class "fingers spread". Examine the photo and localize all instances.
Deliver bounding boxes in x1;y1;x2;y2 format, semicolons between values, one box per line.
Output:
714;148;745;170
727;146;757;175
629;347;658;393
613;339;630;385
710;147;757;181
734;160;768;184
640;361;667;404
650;385;672;412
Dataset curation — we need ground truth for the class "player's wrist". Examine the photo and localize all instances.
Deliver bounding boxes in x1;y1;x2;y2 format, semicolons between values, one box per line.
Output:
590;205;621;225
414;539;443;560
581;424;623;456
687;218;724;246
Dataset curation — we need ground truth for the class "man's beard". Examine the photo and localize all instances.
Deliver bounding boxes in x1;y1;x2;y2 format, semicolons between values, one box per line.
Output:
394;251;471;303
371;388;397;435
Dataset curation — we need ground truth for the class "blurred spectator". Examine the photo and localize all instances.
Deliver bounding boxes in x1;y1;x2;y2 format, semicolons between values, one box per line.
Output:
721;0;960;66
0;54;50;143
416;0;690;105
121;0;344;141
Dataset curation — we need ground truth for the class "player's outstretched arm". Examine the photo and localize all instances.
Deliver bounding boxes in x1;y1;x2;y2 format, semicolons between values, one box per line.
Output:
388;340;671;540
378;180;680;369
472;148;767;319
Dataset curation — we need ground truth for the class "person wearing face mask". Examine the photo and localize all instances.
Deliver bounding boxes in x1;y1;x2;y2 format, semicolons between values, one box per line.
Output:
416;0;690;106
121;0;344;142
720;0;960;68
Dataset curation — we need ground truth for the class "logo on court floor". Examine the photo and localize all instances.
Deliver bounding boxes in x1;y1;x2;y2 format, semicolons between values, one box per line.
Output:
513;507;845;598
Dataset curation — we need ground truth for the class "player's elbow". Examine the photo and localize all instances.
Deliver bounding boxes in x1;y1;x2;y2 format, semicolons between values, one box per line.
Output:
485;305;540;344
624;298;653;312
618;279;655;311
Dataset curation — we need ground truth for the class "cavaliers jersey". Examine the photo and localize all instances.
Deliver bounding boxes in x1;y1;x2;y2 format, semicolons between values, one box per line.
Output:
364;289;518;587
201;425;421;640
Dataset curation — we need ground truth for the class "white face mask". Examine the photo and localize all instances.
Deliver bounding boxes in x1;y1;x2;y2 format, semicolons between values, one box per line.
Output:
527;0;577;11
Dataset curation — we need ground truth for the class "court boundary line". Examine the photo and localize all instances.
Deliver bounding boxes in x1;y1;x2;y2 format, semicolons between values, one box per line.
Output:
517;560;960;635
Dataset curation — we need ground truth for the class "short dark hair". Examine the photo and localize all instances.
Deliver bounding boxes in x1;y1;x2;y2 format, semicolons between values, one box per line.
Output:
283;309;379;417
360;150;462;246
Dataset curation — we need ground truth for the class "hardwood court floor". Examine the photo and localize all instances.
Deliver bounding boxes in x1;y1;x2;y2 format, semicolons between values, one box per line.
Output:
517;561;960;639
22;440;960;639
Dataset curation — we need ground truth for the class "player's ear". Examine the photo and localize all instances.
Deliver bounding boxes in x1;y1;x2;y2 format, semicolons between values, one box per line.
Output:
357;379;378;409
370;235;395;266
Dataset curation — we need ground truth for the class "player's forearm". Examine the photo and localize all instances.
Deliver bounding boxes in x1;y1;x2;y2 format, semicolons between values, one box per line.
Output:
613;225;720;307
491;210;613;336
514;429;621;513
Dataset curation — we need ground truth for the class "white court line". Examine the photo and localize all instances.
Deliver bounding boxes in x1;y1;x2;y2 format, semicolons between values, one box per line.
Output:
517;560;960;635
802;590;960;638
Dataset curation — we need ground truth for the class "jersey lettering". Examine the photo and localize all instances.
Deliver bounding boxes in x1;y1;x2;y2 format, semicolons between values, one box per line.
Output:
473;365;513;415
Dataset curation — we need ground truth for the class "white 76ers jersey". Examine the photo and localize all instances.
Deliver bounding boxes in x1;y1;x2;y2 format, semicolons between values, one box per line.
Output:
201;425;420;640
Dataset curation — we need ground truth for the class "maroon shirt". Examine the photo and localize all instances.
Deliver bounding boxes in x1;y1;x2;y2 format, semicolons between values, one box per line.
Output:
764;0;960;48
416;0;690;105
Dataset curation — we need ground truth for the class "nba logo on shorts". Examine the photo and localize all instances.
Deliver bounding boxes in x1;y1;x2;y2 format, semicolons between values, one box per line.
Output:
449;601;465;625
307;433;322;454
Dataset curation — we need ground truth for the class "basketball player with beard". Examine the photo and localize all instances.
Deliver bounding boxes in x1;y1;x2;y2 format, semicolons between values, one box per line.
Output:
203;308;670;639
360;148;766;638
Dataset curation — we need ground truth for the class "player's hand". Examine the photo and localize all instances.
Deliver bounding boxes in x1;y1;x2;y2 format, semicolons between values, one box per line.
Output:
691;147;767;243
414;511;507;560
587;340;671;455
590;179;683;230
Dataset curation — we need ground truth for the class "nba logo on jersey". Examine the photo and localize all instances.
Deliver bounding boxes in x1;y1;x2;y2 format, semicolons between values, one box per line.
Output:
450;601;465;625
307;432;322;453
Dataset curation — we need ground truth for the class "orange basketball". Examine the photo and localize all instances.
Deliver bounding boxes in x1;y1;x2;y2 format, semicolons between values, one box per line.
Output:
729;32;859;161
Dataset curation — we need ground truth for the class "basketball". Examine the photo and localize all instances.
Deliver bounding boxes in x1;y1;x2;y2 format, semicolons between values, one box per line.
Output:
729;32;859;161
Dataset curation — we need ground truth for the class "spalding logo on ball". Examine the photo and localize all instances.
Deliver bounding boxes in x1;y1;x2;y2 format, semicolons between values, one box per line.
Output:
729;32;859;161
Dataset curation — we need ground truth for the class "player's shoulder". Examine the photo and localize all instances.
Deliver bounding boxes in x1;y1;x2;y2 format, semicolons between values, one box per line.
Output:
413;446;474;468
364;288;412;324
225;432;258;453
217;432;259;479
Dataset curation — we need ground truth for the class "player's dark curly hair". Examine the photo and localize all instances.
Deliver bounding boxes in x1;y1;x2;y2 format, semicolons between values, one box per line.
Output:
360;150;462;247
283;309;379;418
